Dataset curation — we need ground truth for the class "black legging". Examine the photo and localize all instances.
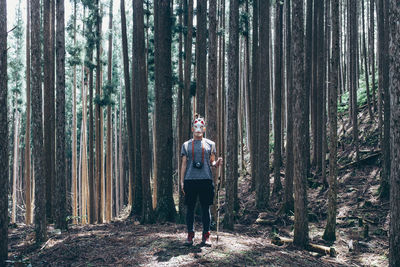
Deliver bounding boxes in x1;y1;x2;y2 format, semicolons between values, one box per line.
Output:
186;202;211;233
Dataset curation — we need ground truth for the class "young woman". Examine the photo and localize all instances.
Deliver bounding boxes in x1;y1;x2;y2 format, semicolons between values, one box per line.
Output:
180;115;223;246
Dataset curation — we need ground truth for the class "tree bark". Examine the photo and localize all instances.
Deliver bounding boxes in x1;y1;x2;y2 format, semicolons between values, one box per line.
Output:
323;0;339;242
362;0;373;120
284;0;294;214
369;0;377;112
133;0;154;223
0;0;7;261
250;0;259;192
273;0;283;196
154;0;176;222
292;0;309;248
256;0;270;210
304;0;312;175
388;1;400;265
195;0;206;116
223;0;239;230
32;0;47;243
55;0;67;230
25;0;32;225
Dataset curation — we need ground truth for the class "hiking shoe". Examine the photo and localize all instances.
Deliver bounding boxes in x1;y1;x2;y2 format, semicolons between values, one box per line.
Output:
185;231;195;246
200;231;211;246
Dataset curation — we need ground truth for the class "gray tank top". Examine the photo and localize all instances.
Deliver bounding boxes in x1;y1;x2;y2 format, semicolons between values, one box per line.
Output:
181;138;216;180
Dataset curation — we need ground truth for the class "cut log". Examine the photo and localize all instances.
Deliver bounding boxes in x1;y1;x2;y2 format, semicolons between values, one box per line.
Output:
271;236;336;257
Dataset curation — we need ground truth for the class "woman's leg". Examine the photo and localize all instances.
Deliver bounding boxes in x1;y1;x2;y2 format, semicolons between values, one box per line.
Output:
201;203;211;233
186;201;196;233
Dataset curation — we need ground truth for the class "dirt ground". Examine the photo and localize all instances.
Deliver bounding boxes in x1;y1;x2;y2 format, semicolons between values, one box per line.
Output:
7;106;388;267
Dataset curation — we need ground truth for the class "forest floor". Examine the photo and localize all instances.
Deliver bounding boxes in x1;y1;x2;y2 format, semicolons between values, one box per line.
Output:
7;106;389;267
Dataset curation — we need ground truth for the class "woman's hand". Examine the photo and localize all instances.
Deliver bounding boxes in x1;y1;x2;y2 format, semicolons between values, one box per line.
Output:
215;157;223;167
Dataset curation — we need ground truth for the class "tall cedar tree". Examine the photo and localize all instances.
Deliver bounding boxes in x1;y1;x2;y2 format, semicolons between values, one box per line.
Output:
284;0;294;214
44;0;54;223
55;0;68;229
323;0;339;242
256;0;270;209
106;0;113;223
349;0;360;162
132;1;143;217
378;0;390;199
224;0;239;230
180;0;194;220
133;0;153;223
292;0;309;248
120;0;135;211
25;0;32;225
362;0;373;120
154;0;176;222
369;0;376;112
250;0;259;191
388;1;400;265
32;0;47;243
0;0;7;263
196;0;206;116
273;0;283;195
71;0;78;224
304;0;312;174
207;0;218;220
55;0;67;230
95;0;103;223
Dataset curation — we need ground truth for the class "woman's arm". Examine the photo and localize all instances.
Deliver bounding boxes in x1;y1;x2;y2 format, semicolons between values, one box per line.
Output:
180;156;187;193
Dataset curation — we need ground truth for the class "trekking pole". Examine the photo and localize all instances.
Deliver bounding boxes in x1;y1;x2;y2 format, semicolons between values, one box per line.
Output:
216;162;221;243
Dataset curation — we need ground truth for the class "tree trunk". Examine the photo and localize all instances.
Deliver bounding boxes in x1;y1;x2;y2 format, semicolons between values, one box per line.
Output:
304;0;312;175
250;0;259;192
223;0;239;230
388;1;400;265
106;0;113;223
25;0;32;225
362;0;373;120
378;0;390;199
95;0;103;223
55;0;67;230
0;0;7;262
273;0;283;196
256;0;270;210
195;0;206;116
32;0;47;243
349;0;360;163
323;0;339;241
44;0;54;224
284;0;294;214
154;0;176;222
133;0;153;223
292;0;309;248
12;114;20;223
369;0;376;112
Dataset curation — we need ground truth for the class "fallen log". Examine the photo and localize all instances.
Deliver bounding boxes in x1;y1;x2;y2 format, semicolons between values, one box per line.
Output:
271;236;336;257
338;151;381;171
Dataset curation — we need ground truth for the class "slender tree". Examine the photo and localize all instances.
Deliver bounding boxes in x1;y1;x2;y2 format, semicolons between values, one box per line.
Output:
323;0;339;242
133;0;153;223
388;1;400;265
273;0;283;195
120;0;135;212
256;0;270;209
32;0;47;243
224;0;239;230
369;0;376;112
292;0;309;248
55;0;67;230
105;0;113;223
25;0;32;225
44;0;54;223
378;0;390;199
195;0;206;116
362;0;373;120
250;0;259;191
284;0;294;214
0;0;8;262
